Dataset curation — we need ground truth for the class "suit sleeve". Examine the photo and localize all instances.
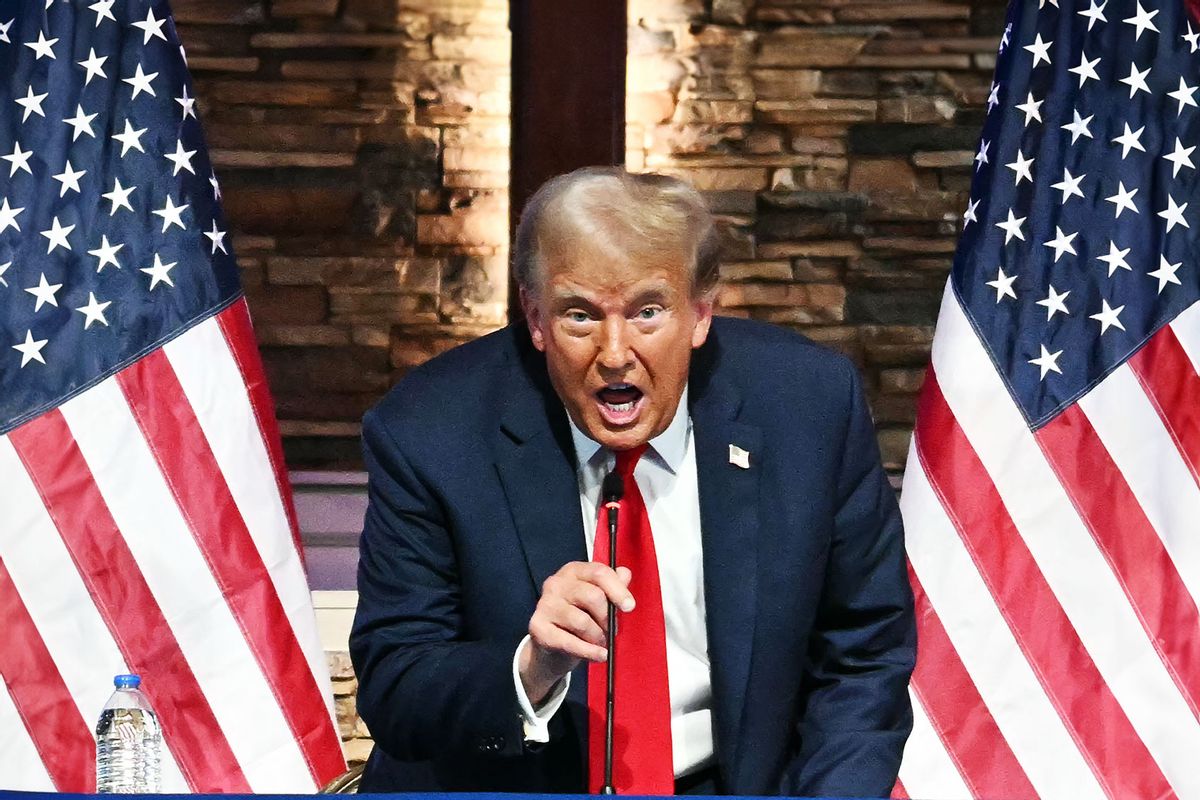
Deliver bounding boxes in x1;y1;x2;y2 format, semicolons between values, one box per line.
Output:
349;407;527;763
781;363;917;798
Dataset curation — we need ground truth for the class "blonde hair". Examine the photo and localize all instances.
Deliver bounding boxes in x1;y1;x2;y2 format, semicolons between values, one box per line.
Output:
513;167;720;298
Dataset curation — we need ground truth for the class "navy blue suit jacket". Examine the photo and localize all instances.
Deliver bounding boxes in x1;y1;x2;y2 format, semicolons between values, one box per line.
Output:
349;317;915;797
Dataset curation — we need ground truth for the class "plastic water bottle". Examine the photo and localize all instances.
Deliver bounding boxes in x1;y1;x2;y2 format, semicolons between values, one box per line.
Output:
95;674;161;793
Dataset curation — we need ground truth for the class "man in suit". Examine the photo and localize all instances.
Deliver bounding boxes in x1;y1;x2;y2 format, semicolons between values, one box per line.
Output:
350;168;916;796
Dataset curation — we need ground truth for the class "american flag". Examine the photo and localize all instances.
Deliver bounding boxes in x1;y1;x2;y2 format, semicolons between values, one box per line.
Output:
897;0;1200;797
0;0;345;791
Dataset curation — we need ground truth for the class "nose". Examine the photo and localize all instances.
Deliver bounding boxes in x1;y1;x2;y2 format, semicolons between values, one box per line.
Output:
597;315;634;372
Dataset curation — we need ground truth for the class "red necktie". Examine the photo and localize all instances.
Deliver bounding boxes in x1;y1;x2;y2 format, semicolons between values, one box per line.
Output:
588;445;674;794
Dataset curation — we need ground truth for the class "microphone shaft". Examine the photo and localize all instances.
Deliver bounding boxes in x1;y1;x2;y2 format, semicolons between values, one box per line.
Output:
602;503;619;795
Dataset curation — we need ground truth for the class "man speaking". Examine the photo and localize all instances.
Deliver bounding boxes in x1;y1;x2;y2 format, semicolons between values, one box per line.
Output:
350;168;916;796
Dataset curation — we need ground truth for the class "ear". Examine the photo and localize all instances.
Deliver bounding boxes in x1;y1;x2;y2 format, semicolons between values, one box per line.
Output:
520;287;547;352
690;294;715;349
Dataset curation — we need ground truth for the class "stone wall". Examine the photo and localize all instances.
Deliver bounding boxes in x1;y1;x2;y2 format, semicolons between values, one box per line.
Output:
174;0;511;469
328;651;374;766
176;0;1003;473
627;0;1005;473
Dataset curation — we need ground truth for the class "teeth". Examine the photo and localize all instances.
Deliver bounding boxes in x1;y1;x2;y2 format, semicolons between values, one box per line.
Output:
605;401;635;412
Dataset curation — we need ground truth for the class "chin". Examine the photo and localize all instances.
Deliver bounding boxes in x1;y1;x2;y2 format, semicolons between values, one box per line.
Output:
588;424;653;452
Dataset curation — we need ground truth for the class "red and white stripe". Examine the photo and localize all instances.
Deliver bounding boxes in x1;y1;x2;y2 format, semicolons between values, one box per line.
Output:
0;299;345;792
899;284;1200;799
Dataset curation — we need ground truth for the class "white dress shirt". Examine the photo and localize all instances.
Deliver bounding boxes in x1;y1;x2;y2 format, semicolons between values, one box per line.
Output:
512;388;715;778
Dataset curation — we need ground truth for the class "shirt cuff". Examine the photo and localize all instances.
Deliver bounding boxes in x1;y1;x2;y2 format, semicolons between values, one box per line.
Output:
512;634;570;743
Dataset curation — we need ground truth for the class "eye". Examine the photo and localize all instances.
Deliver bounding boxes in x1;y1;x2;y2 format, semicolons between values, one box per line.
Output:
636;306;663;321
567;310;591;323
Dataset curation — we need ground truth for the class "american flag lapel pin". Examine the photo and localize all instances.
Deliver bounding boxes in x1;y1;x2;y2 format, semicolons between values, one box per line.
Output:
728;444;750;469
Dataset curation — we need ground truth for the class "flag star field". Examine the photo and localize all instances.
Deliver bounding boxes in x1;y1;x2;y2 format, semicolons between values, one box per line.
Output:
956;0;1200;426
0;0;238;433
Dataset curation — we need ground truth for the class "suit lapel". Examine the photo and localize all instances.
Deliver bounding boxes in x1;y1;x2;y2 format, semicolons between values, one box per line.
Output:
690;349;762;785
492;346;592;776
492;341;588;591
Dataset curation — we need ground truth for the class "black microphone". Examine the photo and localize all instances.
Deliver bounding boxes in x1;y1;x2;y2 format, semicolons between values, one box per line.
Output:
600;471;624;795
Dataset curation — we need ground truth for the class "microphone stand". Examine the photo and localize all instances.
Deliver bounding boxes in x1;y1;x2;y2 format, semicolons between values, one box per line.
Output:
600;472;624;795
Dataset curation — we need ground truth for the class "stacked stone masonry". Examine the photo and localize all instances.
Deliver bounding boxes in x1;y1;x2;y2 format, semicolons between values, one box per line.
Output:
328;651;374;766
181;0;1003;766
175;0;1003;473
177;0;1002;475
175;0;512;469
626;0;1005;474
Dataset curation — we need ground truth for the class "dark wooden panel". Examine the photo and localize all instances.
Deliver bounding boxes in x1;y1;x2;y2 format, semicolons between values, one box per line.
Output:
509;0;627;315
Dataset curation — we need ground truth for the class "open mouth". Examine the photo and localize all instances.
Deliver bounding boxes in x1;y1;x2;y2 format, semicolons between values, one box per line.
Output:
595;383;645;425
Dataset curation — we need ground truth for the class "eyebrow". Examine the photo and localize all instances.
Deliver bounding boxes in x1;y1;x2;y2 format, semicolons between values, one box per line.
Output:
628;286;672;306
548;291;598;312
549;282;676;310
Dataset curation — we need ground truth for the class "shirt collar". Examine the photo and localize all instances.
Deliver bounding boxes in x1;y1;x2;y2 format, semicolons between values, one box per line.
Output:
567;385;691;475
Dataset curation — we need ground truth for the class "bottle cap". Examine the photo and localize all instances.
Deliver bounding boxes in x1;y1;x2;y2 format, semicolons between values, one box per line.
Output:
113;674;141;689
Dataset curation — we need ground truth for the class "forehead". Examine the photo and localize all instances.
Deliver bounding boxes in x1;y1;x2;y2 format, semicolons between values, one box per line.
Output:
540;252;690;301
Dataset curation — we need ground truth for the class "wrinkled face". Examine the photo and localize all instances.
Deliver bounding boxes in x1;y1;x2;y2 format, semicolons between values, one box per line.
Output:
522;252;713;452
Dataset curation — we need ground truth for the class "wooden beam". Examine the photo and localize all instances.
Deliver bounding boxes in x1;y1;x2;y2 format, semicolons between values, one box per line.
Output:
509;0;627;317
